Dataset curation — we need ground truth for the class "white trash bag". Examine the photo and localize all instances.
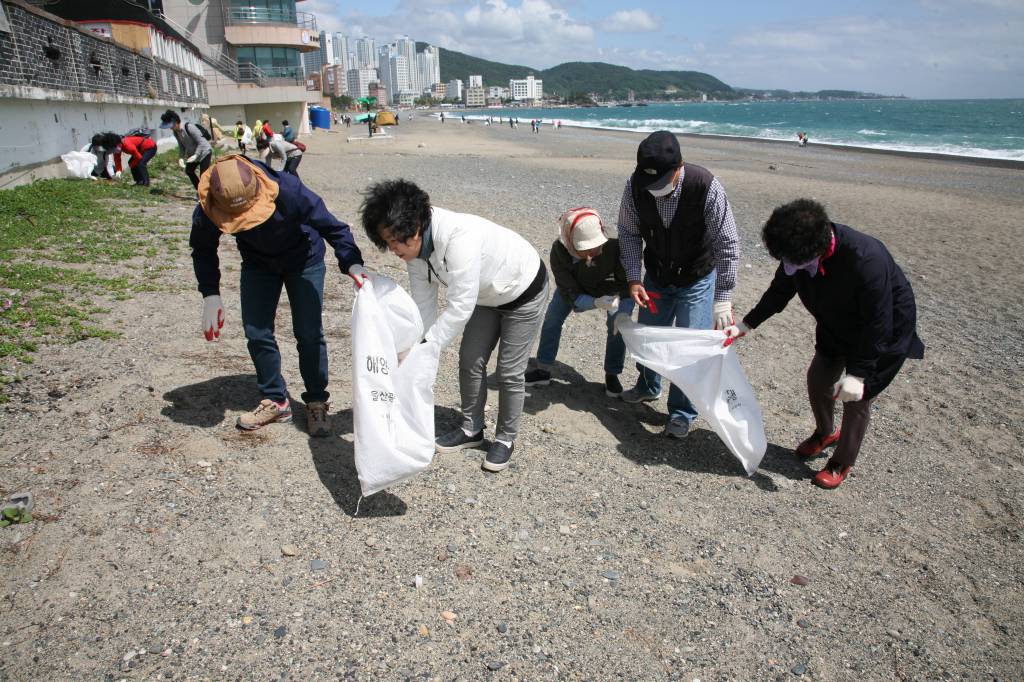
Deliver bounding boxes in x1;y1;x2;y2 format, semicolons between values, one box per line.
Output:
61;151;97;179
615;316;767;475
352;274;440;496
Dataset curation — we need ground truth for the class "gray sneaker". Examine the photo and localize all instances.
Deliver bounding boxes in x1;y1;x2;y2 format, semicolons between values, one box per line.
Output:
237;399;292;430
621;386;662;404
664;416;691;439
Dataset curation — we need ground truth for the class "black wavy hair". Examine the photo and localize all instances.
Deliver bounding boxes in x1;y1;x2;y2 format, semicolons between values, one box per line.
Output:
160;109;180;126
761;198;833;263
101;132;121;149
360;179;432;251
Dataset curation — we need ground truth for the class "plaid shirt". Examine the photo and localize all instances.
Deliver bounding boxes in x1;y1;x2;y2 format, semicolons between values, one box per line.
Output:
617;167;740;302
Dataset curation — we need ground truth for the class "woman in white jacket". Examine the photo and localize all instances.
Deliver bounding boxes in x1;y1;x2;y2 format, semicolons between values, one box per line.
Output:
361;179;549;472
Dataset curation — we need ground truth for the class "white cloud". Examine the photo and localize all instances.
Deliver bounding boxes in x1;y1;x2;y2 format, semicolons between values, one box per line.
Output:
600;9;658;33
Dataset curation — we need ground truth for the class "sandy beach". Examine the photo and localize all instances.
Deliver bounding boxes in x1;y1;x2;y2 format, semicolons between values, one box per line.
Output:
2;117;1022;680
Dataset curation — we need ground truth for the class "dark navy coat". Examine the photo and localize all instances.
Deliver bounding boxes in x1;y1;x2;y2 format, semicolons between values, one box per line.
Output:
190;161;362;297
744;223;924;395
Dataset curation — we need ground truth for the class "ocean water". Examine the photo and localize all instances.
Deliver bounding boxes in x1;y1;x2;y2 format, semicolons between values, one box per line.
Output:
454;99;1024;161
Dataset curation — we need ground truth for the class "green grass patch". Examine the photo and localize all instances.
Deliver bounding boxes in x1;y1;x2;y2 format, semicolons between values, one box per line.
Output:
0;149;200;397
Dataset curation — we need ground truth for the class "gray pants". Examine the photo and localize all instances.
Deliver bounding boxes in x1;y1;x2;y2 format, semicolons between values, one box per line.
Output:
458;278;549;443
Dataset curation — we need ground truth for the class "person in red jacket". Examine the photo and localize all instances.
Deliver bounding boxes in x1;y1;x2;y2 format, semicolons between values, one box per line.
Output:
121;134;157;186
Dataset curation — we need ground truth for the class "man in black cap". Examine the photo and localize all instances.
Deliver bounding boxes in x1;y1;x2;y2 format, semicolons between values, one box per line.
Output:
617;130;741;439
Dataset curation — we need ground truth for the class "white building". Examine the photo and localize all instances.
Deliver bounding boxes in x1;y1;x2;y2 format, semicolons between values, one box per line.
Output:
332;33;349;70
395;35;418;91
347;67;376;99
510;74;543;102
468;74;483;88
354;37;376;68
446;78;464;101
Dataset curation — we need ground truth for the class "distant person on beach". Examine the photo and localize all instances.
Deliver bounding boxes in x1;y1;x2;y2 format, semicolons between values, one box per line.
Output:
160;109;212;190
797;131;809;147
360;179;549;474
440;112;445;124
236;121;253;155
525;208;634;397
267;135;303;176
190;155;365;436
723;199;924;489
617;130;741;439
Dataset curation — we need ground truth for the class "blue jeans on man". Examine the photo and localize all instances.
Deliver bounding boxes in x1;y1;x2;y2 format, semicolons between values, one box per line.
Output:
239;260;329;404
536;290;635;374
632;269;715;425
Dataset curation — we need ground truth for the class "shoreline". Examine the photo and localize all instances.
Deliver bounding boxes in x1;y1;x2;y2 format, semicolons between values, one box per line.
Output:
426;109;1024;168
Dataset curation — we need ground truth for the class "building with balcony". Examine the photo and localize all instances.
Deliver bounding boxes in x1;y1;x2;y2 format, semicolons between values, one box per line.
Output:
464;86;485;108
160;0;322;134
0;0;208;185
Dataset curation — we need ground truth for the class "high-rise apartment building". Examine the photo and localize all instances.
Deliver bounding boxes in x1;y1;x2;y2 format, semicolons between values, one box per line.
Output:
346;66;376;99
468;74;483;88
354;37;376;68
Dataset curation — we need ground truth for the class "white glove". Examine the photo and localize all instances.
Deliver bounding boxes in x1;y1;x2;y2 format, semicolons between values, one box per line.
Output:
594;295;620;312
833;375;865;402
114;171;122;179
186;154;198;164
347;264;368;288
201;295;224;342
713;301;733;330
178;158;186;169
722;321;750;347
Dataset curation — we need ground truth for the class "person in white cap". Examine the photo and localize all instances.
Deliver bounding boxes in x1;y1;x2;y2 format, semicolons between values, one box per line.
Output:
190;155;366;436
525;207;634;397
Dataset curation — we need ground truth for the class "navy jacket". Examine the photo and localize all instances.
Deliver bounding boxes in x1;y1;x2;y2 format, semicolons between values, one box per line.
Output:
190;162;363;297
744;223;924;380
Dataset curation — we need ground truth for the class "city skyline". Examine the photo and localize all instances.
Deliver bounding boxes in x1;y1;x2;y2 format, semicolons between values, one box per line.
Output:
298;0;1024;100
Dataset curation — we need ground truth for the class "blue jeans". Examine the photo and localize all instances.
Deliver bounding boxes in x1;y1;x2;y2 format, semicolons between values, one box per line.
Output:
240;260;328;404
633;269;715;424
536;289;635;375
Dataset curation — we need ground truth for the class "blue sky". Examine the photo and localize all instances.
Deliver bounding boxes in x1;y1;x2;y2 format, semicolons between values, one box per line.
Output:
300;0;1024;98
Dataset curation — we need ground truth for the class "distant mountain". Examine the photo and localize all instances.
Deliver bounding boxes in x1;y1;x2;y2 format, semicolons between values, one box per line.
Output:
734;88;906;100
428;45;735;100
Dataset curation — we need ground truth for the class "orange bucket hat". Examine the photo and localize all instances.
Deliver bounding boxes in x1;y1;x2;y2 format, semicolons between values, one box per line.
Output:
198;155;279;234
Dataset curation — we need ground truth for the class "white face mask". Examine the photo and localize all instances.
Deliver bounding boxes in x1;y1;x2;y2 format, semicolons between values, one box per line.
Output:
648;180;676;198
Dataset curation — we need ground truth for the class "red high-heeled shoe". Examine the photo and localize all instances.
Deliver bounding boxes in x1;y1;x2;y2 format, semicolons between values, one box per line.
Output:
795;429;841;458
813;461;852;489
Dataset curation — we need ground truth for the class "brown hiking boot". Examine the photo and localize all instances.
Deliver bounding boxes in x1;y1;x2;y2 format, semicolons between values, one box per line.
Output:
236;399;292;431
306;401;330;438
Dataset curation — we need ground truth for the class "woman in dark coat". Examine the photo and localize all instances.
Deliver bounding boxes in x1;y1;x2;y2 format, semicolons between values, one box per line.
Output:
724;199;924;489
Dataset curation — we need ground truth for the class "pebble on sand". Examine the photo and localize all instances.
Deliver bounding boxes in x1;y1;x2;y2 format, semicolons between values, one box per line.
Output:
440;611;457;624
790;575;810;586
280;545;299;557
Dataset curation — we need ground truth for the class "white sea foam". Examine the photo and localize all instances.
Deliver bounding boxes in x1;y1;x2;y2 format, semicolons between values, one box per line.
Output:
857;129;888;136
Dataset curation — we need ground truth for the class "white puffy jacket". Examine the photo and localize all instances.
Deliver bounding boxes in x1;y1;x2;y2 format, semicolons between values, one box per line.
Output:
407;206;542;348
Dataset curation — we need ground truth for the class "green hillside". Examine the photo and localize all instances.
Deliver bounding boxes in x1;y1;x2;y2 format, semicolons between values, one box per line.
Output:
432;46;735;100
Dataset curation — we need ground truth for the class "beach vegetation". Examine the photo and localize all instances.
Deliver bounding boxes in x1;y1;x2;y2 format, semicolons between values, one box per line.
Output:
0;149;194;399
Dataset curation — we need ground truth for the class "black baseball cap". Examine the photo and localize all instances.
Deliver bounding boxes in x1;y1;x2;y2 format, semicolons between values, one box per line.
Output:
632;131;682;192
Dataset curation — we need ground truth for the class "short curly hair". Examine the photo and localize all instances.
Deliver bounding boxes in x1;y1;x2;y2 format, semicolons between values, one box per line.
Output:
360;179;432;251
761;198;833;263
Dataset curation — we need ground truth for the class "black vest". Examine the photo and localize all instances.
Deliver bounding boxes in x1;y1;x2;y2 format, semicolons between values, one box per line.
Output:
631;163;715;287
